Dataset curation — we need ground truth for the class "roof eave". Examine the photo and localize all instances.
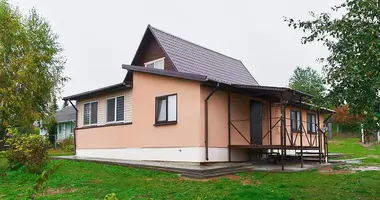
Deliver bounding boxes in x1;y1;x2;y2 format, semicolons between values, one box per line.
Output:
63;83;131;101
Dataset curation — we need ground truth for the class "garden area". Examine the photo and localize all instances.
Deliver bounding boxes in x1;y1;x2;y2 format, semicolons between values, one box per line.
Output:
1;134;380;200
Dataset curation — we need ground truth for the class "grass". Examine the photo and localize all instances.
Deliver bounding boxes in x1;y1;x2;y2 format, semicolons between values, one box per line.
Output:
329;137;380;161
0;160;379;200
47;149;74;156
0;137;378;199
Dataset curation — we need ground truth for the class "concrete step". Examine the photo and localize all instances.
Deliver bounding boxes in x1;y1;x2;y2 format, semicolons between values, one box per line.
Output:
181;166;252;179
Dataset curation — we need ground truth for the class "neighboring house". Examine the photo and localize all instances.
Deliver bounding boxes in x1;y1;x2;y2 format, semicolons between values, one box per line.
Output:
63;25;333;165
55;106;76;141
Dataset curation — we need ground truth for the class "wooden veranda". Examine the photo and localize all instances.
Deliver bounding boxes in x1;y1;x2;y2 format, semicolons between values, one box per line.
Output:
218;84;332;170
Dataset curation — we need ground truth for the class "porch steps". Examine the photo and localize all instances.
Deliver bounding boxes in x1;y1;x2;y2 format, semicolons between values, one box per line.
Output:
180;165;252;179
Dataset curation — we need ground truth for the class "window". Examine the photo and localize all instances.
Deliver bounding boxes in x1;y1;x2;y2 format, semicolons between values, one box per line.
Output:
291;110;301;131
307;114;317;133
145;58;164;69
155;94;177;124
107;96;125;123
83;102;98;125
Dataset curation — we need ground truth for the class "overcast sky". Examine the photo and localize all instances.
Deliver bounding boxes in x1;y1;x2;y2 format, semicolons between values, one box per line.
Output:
10;0;343;101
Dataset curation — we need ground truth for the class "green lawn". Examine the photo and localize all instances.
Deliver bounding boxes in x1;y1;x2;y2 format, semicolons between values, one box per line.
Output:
0;137;379;199
329;137;380;164
0;160;379;200
47;149;74;156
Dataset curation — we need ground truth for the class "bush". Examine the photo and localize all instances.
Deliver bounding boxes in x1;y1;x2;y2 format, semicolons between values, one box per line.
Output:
104;193;119;200
0;152;8;178
61;136;74;153
63;145;74;153
62;135;74;147
5;134;49;173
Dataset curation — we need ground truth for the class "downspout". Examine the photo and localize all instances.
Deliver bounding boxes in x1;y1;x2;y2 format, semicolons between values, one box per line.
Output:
68;99;78;156
205;83;219;161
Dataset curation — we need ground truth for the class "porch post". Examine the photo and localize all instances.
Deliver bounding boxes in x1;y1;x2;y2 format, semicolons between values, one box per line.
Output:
317;110;322;164
299;96;304;168
228;92;231;162
269;100;272;154
280;95;285;171
283;99;287;156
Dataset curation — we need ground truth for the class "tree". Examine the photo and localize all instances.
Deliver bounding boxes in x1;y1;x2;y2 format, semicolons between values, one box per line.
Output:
0;0;67;130
288;66;326;105
285;0;380;141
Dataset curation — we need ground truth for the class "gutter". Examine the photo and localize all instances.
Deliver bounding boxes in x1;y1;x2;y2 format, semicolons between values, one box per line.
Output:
205;83;219;161
67;99;78;155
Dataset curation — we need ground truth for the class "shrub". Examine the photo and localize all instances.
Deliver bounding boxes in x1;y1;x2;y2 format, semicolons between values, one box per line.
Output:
6;134;49;173
61;136;74;153
63;145;74;153
0;151;8;178
62;136;74;147
104;193;119;200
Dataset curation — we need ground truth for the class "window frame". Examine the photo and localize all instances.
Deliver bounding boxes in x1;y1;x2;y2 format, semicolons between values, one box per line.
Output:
106;95;125;123
307;113;317;134
144;57;165;70
290;110;301;132
83;101;98;126
155;93;177;125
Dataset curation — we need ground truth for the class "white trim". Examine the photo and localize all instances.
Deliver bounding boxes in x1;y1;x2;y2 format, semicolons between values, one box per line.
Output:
83;101;98;126
106;95;125;124
144;57;165;69
76;147;248;162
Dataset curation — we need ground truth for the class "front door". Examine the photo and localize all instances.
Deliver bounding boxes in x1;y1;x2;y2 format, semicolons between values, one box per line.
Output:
250;100;262;145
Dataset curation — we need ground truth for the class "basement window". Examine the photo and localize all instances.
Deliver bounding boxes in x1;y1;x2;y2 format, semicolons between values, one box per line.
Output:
145;57;165;70
155;94;177;125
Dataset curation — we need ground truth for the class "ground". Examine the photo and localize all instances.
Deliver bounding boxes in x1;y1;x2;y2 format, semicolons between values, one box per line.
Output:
0;137;379;199
328;137;380;165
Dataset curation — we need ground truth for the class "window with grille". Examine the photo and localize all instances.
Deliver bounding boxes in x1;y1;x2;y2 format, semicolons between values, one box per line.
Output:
106;96;125;123
290;110;301;131
307;114;317;133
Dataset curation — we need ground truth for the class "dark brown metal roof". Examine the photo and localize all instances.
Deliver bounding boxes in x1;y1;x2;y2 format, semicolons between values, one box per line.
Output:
145;25;259;85
63;83;131;100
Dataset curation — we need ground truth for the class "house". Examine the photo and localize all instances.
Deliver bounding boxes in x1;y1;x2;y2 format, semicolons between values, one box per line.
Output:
63;25;333;168
55;106;76;141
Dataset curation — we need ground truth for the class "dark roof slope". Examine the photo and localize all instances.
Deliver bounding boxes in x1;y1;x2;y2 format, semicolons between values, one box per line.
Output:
56;106;76;123
148;25;259;85
63;83;131;100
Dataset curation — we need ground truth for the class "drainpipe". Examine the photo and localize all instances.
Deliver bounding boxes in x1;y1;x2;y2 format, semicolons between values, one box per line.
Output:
68;99;78;156
205;83;219;161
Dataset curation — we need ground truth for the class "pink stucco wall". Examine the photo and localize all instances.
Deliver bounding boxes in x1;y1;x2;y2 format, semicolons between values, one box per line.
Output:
76;72;203;149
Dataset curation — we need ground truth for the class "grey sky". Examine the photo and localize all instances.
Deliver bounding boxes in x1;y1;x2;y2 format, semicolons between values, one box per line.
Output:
11;0;343;100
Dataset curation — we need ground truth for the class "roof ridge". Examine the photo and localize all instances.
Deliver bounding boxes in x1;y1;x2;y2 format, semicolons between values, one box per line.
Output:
148;25;242;62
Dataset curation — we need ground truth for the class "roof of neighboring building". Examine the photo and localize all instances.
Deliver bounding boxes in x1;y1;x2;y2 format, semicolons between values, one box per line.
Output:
133;25;259;85
56;106;76;123
63;83;131;100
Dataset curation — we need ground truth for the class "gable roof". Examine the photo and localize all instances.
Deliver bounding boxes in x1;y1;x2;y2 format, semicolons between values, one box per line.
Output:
56;106;76;123
132;25;259;85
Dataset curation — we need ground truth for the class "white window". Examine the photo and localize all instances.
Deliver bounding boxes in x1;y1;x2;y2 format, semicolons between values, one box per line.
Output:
155;94;177;124
107;96;125;123
83;102;98;125
144;57;165;70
